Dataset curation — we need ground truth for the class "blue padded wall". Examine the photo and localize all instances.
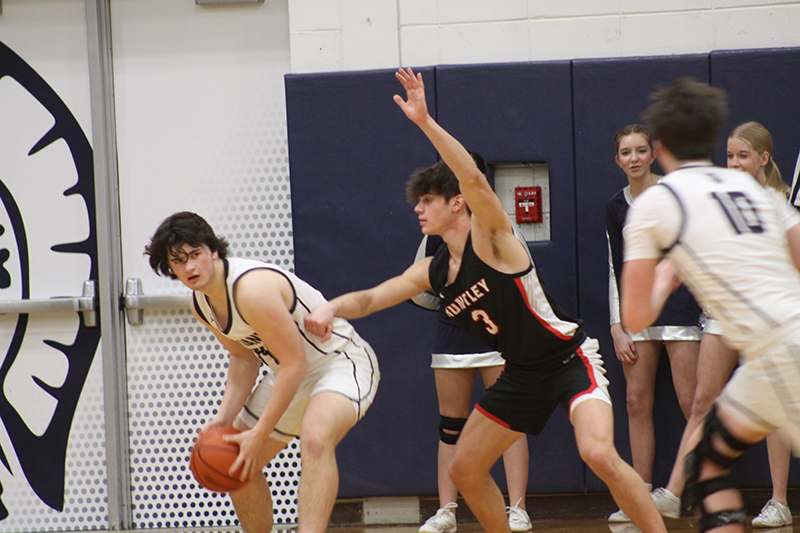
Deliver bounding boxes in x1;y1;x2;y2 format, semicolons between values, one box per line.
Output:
711;47;800;190
286;68;442;497
572;55;709;490
287;47;798;501
434;62;585;492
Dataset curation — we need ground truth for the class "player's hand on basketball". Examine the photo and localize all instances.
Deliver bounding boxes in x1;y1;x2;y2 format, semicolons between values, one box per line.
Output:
393;67;429;125
304;304;334;343
224;429;264;483
610;323;637;363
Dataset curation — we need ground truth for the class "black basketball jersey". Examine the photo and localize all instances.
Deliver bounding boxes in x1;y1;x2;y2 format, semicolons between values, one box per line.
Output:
429;233;586;366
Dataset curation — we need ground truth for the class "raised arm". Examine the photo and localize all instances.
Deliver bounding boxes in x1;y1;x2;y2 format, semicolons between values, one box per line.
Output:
305;258;432;342
393;68;509;232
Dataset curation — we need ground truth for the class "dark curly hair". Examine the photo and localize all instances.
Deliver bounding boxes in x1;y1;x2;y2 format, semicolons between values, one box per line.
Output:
144;212;229;279
642;77;728;161
405;151;486;210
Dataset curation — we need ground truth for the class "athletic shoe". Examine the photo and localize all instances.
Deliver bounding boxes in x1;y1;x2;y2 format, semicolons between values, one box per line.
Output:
608;523;645;533
651;487;681;519
608;509;631;522
507;498;532;532
752;500;792;527
419;502;457;533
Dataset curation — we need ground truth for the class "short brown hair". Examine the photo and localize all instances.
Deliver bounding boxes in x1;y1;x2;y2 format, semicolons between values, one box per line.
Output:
405;152;485;206
145;212;229;279
613;124;651;154
405;160;461;204
642;78;727;161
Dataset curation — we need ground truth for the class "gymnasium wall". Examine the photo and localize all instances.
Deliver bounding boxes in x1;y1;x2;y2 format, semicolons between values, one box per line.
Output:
287;1;800;73
287;46;800;497
0;0;297;531
2;1;800;531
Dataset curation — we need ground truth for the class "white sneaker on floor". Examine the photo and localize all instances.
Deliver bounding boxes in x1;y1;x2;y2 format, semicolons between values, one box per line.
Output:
507;498;532;532
420;502;458;533
608;523;644;533
752;500;792;528
608;509;631;522
651;487;681;519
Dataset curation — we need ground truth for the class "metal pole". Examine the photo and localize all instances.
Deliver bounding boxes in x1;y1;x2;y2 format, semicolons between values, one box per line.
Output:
85;0;132;529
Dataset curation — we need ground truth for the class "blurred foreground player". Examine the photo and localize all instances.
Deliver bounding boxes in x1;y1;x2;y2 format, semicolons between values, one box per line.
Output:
145;212;380;533
621;79;800;533
305;68;667;533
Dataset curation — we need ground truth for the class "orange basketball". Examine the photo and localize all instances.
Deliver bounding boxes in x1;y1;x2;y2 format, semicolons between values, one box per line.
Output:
189;425;244;493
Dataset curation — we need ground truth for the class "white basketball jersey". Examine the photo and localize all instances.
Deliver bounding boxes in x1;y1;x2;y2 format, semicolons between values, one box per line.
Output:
193;258;371;372
624;162;800;352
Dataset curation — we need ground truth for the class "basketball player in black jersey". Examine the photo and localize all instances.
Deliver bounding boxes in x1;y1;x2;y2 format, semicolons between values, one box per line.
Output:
304;68;667;533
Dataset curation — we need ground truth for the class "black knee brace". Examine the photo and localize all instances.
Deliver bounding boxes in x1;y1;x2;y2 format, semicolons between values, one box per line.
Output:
439;416;467;445
684;404;754;532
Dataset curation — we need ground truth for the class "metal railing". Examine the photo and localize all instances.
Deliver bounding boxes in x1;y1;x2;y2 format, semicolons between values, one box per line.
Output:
0;278;191;327
0;280;98;327
122;278;190;325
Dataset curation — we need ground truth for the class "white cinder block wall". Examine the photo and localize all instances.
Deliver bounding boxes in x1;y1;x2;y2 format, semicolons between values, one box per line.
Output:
287;0;800;73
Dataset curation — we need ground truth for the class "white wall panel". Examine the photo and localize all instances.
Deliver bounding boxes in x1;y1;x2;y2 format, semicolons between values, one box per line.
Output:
529;16;623;61
620;0;714;13
0;0;92;132
434;0;529;24
289;0;342;31
714;6;799;49
715;0;800;7
341;0;399;70
113;0;297;528
439;20;530;65
620;11;716;57
399;25;441;67
290;30;344;73
289;0;800;73
527;0;621;19
398;0;438;26
0;2;106;531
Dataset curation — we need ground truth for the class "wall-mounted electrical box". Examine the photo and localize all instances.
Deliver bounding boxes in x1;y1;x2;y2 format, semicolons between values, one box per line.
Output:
515;186;542;224
494;163;550;242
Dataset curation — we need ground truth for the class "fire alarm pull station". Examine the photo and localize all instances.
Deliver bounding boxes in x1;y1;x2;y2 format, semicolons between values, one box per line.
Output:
515;186;542;224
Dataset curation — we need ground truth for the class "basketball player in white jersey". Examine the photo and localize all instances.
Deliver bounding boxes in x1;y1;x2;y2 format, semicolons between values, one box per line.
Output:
306;68;668;533
621;78;800;533
145;212;380;533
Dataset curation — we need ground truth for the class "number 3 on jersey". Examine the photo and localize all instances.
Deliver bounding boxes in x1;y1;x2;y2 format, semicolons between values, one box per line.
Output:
711;191;764;234
471;309;499;335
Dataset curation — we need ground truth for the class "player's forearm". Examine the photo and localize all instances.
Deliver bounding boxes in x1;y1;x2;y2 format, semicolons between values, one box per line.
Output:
326;289;383;320
415;115;484;188
251;357;307;440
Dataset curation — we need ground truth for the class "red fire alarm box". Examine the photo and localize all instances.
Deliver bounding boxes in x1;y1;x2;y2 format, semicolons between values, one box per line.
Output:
515;186;542;223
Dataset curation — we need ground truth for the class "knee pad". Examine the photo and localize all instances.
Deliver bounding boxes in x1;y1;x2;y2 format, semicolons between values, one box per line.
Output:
439;416;467;445
684;404;754;532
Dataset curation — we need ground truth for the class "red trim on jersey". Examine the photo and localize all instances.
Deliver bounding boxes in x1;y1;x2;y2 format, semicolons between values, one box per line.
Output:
514;278;573;340
567;346;600;417
476;404;511;429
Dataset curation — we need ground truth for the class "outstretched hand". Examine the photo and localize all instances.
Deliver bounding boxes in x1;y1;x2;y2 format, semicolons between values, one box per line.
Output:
393;67;429;125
